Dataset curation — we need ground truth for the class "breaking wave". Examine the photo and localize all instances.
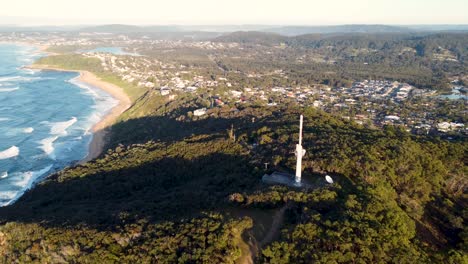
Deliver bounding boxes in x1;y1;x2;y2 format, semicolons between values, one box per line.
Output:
0;146;19;160
22;68;39;75
38;136;59;157
1;165;53;206
68;77;100;97
0;87;19;92
23;127;34;133
49;117;78;135
0;76;51;82
0;76;21;82
13;165;53;189
0;44;120;207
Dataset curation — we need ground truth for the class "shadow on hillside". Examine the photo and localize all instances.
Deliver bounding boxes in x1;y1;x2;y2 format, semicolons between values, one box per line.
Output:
0;152;259;229
0;108;378;229
107;109;285;149
0;110;291;229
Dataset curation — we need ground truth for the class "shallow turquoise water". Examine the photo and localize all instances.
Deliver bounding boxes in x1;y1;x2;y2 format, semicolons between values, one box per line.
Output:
0;44;117;206
438;88;467;100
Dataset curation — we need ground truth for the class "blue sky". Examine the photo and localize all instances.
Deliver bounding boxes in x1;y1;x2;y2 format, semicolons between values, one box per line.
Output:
0;0;467;25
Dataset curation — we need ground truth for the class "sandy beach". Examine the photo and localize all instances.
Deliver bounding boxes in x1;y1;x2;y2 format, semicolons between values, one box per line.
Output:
28;64;132;163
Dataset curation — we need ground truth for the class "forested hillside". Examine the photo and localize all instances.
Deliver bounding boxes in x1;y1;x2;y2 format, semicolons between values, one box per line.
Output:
0;78;466;263
0;30;466;263
213;32;468;90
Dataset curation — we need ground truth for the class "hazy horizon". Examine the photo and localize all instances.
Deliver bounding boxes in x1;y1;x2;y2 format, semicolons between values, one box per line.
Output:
1;0;467;26
1;21;468;27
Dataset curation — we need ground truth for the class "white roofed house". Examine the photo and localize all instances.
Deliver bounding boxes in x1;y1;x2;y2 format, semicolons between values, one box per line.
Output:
186;86;198;92
384;115;400;121
313;100;323;108
176;82;186;89
230;90;242;98
437;122;451;132
384;115;401;124
160;87;171;96
437;122;465;132
193;108;207;117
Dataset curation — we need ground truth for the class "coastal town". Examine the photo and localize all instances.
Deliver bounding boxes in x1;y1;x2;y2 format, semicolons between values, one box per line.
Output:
82;48;468;137
0;5;467;261
1;31;466;137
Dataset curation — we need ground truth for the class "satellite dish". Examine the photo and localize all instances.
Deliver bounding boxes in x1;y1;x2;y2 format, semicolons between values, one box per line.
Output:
325;175;334;184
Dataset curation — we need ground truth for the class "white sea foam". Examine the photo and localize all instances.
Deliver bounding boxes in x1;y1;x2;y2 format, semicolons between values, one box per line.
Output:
0;146;19;160
0;118;10;122
37;117;77;157
0;191;17;203
23;127;34;133
0;76;21;82
69;77;100;97
13;165;53;189
39;136;58;156
23;76;51;82
0;87;19;92
0;171;7;179
1;165;53;206
68;76;118;140
22;68;38;75
50;117;78;135
16;49;31;55
87;112;102;126
0;76;50;82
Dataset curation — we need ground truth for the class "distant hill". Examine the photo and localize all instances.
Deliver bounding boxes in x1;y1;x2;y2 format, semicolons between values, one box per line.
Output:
80;24;415;35
78;24;222;40
118;24;457;42
80;24;182;33
214;31;288;45
212;30;413;45
406;24;468;32
0;25;82;32
1;24;466;35
262;24;414;36
80;24;142;33
177;25;275;32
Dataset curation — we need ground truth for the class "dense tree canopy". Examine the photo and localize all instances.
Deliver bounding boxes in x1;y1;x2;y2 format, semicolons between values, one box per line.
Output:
1;32;466;263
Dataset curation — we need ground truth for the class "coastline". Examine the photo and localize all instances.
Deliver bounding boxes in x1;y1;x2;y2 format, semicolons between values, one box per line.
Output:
0;41;54;55
27;64;132;163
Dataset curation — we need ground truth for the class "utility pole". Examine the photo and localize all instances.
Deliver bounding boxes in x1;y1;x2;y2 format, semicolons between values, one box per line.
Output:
228;124;236;142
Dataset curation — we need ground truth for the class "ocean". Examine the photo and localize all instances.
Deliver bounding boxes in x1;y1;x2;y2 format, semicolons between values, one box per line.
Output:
0;43;117;206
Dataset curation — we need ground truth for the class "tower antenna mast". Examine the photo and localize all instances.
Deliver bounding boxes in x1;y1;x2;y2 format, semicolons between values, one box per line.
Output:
295;115;306;185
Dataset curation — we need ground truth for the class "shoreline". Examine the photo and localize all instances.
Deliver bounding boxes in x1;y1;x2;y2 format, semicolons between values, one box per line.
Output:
0;41;54;55
27;64;132;163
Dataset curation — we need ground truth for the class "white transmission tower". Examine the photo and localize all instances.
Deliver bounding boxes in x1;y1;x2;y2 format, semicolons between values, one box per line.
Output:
295;115;306;185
